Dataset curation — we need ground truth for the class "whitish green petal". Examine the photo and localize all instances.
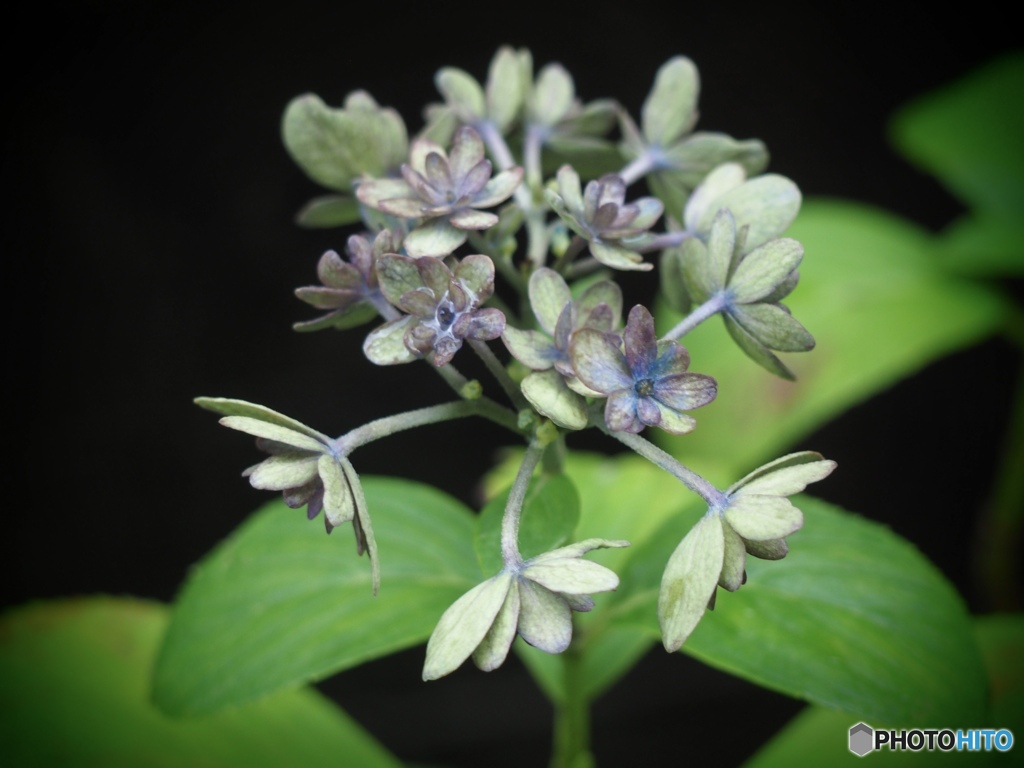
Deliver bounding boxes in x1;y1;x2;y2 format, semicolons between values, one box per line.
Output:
423;572;513;681
502;327;558;369
247;453;320;491
727;451;827;491
529;267;572;335
730;458;837;497
523;558;619;595
555;165;584;211
473;580;521;671
642;56;699;146
729;238;804;303
354;177;416;211
730;303;815;352
722;312;795;380
684;163;746;232
724;495;804;541
570;328;633;394
521;370;588;430
363;316;418;365
218;416;327;454
677;236;716;304
706;209;736;289
745;537;789;560
577;280;623;326
318;454;354;527
486;47;530;134
649;400;697;435
375;254;423;306
195;398;330;442
449;208;499;230
405;218;467;257
700;174;801;251
589;240;651;271
529;539;630;563
659;514;725;652
529;63;574;126
517;579;572;653
719;522;747;592
435;67;485;123
454;253;495;298
342;457;379;595
474;168;523;208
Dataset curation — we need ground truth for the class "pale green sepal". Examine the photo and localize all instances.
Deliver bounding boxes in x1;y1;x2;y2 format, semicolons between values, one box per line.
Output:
684;163;746;231
724;495;803;541
744;537;788;560
729;238;804;304
523;558;619;595
529;267;572;335
706;209;737;289
363;316;418;365
577;279;623;324
679;236;715;303
565;376;605;398
375;254;422;306
733;459;836;497
528;63;574;126
726;451;828;493
517;578;572;653
218;417;328;454
521;370;588;430
642;56;699;146
423;572;513;681
404;218;467;257
659;514;725;652
502;327;557;370
700;175;802;251
342;457;379;596
731;303;815;352
719;521;747;592
318;454;355;527
195;398;331;442
723;312;794;379
472;579;520;671
529;539;630;563
486;47;530;134
553;164;584;210
435;67;485;123
651;401;697;435
248;454;320;491
295;195;361;228
589;240;652;271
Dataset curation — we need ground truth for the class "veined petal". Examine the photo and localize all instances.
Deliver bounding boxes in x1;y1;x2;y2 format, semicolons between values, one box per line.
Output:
363;316;419;365
474;167;524;208
448;126;487;181
316;250;362;289
473;580;521;672
516;578;572;653
653;372;717;411
415;256;452;298
520;369;588;430
659;513;725;652
649;400;697;435
570;328;633;394
623;305;657;376
423;572;514;681
605;389;641;433
502;327;559;369
729;238;804;304
355;177;416;210
318;454;355;527
408;136;446;174
456;308;506;341
724;494;804;541
523;557;619;595
295;286;360;310
458;159;493;199
684;163;746;232
455;253;496;297
577;280;622;327
745;537;789;560
375;253;424;306
730;303;815;352
528;267;572;335
405;219;467;257
723;312;795;380
636;396;662;427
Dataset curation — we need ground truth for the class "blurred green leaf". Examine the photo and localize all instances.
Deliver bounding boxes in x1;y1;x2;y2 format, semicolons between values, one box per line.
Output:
657;199;1008;480
475;472;581;576
154;477;480;716
937;213;1024;277
0;598;401;768
743;614;1024;767
612;493;987;725
891;53;1024;218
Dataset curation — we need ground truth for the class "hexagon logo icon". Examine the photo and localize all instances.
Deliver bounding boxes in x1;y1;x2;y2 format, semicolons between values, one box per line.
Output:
849;722;874;756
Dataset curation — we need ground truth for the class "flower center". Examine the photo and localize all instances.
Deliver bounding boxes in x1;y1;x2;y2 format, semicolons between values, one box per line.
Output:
635;378;655;397
436;302;456;330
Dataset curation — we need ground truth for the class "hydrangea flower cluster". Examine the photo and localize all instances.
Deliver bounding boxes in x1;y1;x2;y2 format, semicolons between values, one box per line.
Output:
199;46;834;682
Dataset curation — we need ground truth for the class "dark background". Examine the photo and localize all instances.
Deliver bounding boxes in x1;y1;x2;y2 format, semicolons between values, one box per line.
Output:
5;3;1021;766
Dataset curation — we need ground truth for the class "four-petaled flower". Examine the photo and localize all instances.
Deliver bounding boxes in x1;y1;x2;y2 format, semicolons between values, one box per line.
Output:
570;305;717;434
546;166;662;271
356;126;522;257
364;253;505;367
423;539;629;680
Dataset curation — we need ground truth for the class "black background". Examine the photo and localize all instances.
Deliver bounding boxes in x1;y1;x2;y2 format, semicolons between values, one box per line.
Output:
5;3;1021;766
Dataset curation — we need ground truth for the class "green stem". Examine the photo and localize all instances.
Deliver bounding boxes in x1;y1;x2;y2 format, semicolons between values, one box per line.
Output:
551;626;594;768
604;427;727;509
552;235;587;276
664;292;729;341
469;338;531;411
336;398;519;453
501;440;546;567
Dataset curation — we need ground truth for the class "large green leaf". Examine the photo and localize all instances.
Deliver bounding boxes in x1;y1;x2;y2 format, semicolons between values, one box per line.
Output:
743;615;1024;767
154;477;480;716
657;199;1007;480
0;598;401;768
611;493;987;725
890;53;1024;219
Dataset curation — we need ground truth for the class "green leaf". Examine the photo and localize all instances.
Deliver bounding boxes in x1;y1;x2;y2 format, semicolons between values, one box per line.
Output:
890;53;1024;218
657;199;1008;476
153;477;480;716
0;598;401;768
937;213;1024;277
475;472;581;576
616;495;988;725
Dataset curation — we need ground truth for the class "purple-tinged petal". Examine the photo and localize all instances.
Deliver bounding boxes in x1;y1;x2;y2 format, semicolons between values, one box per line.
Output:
623;305;657;376
502;327;559;370
375;253;423;307
402;163;444;206
582;303;614;332
448;280;469;312
431;335;462;366
553;302;576;352
474;167;523;208
458;159;493;199
423;151;451;194
455;307;506;341
416;256;452;298
316;250;361;289
636;396;662;427
355;177;415;210
596;174;626;207
591;201;621;230
448;126;486;180
582;178;602;220
283;478;320;510
295;286;360;310
406;322;437;356
374;195;430;219
397;288;438;317
528;267;572;336
649;401;697;435
449;208;499;230
605;389;641;433
653;372;717;411
577;280;622;326
570;328;633;393
455;254;495;298
408;136;445;175
650;340;691;377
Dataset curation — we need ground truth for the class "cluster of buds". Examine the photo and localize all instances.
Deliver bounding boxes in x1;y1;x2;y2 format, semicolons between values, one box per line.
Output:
202;46;835;681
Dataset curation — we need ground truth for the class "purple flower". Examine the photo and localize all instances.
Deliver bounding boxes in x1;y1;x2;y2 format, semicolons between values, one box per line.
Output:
570;305;717;434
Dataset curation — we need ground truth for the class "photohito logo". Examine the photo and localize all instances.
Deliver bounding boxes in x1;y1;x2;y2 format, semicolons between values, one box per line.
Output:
848;722;1014;756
